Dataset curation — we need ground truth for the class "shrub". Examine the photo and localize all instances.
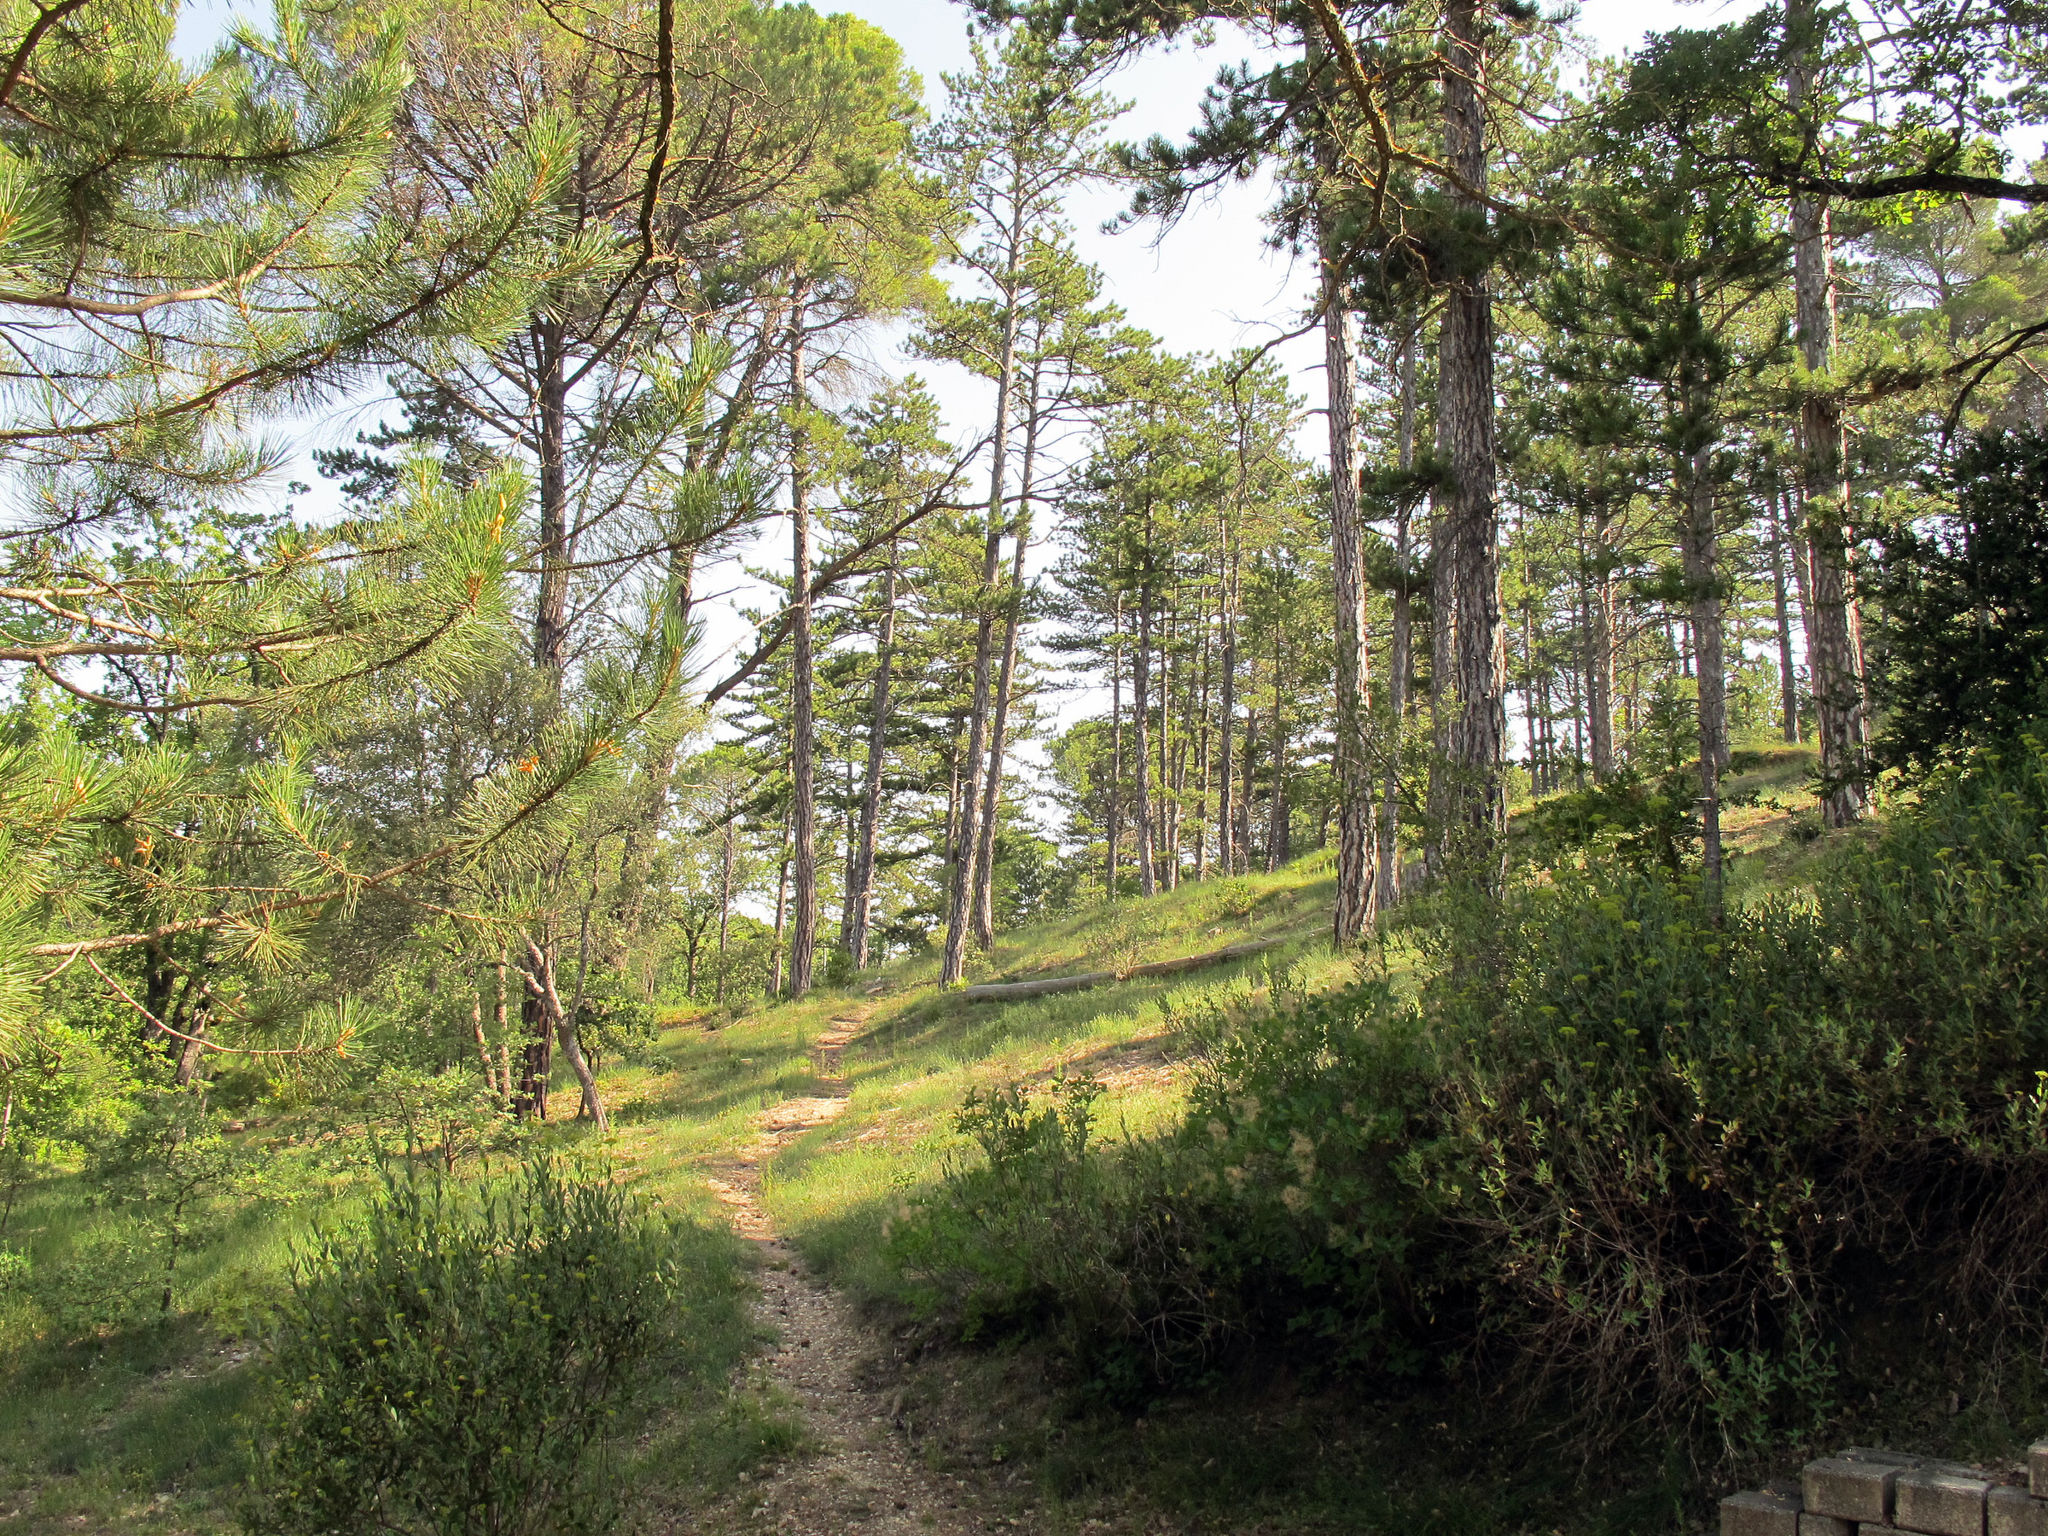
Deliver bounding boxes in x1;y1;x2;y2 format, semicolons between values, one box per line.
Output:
890;734;2048;1455
251;1156;719;1536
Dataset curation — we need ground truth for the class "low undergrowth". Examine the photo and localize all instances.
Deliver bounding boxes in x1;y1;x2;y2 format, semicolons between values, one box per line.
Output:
884;735;2048;1463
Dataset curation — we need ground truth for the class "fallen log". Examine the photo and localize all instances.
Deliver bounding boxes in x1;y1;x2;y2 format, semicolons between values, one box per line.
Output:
960;937;1290;1003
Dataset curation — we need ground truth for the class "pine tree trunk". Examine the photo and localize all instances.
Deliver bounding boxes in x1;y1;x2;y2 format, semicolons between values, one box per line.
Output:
1439;0;1506;865
942;244;1022;986
1266;626;1287;872
1681;444;1726;896
1239;709;1259;871
972;390;1038;949
848;541;896;971
770;802;790;998
716;814;735;1002
786;292;818;997
1380;323;1417;908
1133;566;1157;897
1770;487;1802;742
1787;0;1867;825
1318;202;1378;943
1107;606;1123;896
534;321;572;672
1587;504;1618;779
1217;513;1240;875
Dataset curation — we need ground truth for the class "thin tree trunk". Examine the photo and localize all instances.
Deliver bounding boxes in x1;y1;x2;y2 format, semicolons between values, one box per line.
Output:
1681;444;1727;898
786;289;818;998
1133;562;1158;897
1770;486;1802;743
1316;185;1377;943
1380;322;1417;908
973;386;1039;948
770;801;790;998
1107;604;1123;896
849;541;897;970
716;811;735;1002
942;214;1025;985
469;964;495;1094
1787;0;1866;825
524;937;606;1132
1587;504;1618;779
534;321;571;672
1218;510;1240;876
1266;626;1287;872
1440;0;1506;867
492;959;511;1103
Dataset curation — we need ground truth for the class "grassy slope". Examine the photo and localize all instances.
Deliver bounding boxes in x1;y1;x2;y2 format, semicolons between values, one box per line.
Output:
590;745;1882;1535
0;743;1853;1534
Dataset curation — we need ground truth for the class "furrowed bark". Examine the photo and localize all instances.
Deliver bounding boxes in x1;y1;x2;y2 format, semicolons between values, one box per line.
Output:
1439;0;1507;870
1787;0;1867;824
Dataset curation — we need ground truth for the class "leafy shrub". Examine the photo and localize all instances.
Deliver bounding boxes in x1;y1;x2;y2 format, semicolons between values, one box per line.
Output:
891;734;2048;1454
887;990;1441;1399
252;1156;725;1536
572;969;658;1077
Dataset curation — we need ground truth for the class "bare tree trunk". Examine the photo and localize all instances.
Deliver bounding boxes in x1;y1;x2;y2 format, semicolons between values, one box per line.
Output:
1107;605;1123;896
1769;487;1802;743
1316;182;1378;944
1440;0;1506;868
973;386;1040;949
492;958;513;1103
786;290;818;998
770;801;790;998
1218;511;1240;876
1266;626;1287;872
1133;564;1158;897
534;321;572;672
848;541;896;970
1787;0;1867;826
1681;444;1727;897
942;217;1025;985
523;937;607;1131
1587;504;1618;779
1195;607;1213;881
1239;709;1259;871
716;811;735;1002
470;964;496;1094
515;975;552;1120
1380;322;1417;908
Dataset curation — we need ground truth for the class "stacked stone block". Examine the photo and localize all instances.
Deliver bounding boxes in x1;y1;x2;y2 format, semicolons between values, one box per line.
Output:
1721;1441;2048;1536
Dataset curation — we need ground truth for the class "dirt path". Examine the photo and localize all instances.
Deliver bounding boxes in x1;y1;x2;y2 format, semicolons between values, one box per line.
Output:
700;1011;994;1536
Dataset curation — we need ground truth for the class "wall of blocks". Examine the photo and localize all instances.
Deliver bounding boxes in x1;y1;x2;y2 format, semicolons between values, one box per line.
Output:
1722;1441;2048;1536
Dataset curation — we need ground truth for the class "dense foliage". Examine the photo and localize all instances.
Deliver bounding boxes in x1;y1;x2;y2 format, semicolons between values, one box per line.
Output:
252;1158;736;1536
890;737;2048;1451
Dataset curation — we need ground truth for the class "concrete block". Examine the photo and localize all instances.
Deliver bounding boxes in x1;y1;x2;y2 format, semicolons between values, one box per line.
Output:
1989;1485;2048;1536
1808;1455;1912;1522
1799;1513;1857;1536
1894;1464;1989;1536
2031;1443;2048;1500
1725;1487;1803;1536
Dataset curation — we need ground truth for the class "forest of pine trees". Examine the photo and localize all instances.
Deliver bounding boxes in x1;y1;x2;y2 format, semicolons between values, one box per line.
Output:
3;0;2046;1124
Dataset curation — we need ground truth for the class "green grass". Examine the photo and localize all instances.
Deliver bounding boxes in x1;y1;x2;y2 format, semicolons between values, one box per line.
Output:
0;758;1883;1534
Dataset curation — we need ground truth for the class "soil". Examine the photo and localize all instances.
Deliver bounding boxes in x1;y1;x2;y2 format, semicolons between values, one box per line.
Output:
698;1010;995;1536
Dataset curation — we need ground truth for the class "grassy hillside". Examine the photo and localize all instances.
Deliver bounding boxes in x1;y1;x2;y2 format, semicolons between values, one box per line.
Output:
3;742;1906;1536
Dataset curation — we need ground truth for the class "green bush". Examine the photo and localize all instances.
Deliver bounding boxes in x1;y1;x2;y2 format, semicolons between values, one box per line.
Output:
889;734;2048;1453
251;1156;731;1536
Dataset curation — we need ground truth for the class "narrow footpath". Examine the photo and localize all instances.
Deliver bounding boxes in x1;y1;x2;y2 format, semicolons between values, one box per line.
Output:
699;1011;993;1536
